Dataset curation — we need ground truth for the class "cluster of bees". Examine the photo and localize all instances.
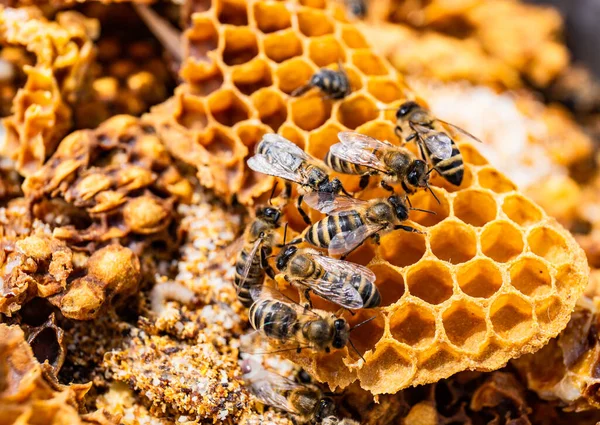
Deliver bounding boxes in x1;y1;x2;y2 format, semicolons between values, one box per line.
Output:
231;63;483;425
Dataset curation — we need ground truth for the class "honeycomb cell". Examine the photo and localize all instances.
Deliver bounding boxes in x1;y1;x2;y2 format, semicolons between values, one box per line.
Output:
554;264;580;295
343;241;377;267
430;165;474;193
379;229;426;268
510;257;552;297
406;188;449;227
223;27;259;65
176;95;208;131
338;95;379;130
251;89;287;131
308;36;345;67
232;59;273;95
346;310;385;355
263;30;303;63
290;95;331;131
527;226;570;264
202;127;238;158
218;0;249;25
459;144;488;166
453;190;497;227
207;90;251;126
420;346;459;372
478;166;517;193
430;219;477;264
306;123;344;160
185;17;219;61
535;296;563;328
502;194;543;227
276;58;315;94
490;294;534;341
253;1;291;33
357;343;414;393
298;9;335;37
406;260;453;305
369;263;405;307
185;63;224;96
279;124;306;151
367;78;403;103
481;221;524;263
457;259;502;299
355;121;397;146
442;300;488;352
352;51;389;76
389;303;436;348
236;122;269;148
341;26;369;49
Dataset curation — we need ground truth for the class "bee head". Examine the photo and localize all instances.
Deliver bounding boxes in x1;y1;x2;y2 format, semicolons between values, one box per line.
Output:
332;318;349;349
388;195;409;221
407;160;429;188
276;245;297;270
257;206;281;225
396;101;419;120
316;397;337;421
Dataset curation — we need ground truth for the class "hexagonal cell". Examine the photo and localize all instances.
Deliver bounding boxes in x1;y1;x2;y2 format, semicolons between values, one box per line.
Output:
306;123;343;160
510;257;552;297
481;221;524;263
217;0;248;25
406;260;453;305
355;121;396;144
251;89;287;132
263;30;303;63
367;78;403;103
527;226;570;264
430;219;477;265
276;58;315;94
346;310;385;356
298;9;335;37
459;144;488;166
223;27;259;66
369;263;405;307
184;63;224;96
290;94;332;131
338;95;379;130
308;36;345;67
253;1;291;33
201;127;240;159
232;59;273;95
280;124;306;151
390;303;436;348
442;300;488;352
453;189;497;227
207;90;251;126
502;194;542;227
405;188;449;227
490;294;534;341
379;229;426;268
457;259;502;299
535;296;563;328
352;51;388;76
185;17;219;61
341;25;369;49
478;166;516;193
357;343;414;392
236;122;269;148
554;264;581;296
343;240;377;267
429;164;474;193
176;95;208;131
419;346;459;372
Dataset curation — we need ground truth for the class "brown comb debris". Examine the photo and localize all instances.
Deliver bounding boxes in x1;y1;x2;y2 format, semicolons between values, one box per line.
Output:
0;6;99;176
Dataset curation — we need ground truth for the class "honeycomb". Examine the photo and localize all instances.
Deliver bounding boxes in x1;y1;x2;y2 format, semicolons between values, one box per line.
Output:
148;0;590;395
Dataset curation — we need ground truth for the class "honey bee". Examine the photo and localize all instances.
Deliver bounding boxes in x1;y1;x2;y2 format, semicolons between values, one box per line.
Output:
276;245;380;310
326;131;438;202
295;192;423;259
241;358;337;424
232;206;282;307
393;101;483;186
247;134;350;224
291;62;351;100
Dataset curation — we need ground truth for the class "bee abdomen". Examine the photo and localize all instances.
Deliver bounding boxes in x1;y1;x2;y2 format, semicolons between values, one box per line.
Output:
305;213;363;248
325;151;368;175
351;274;381;308
250;299;297;340
432;144;463;186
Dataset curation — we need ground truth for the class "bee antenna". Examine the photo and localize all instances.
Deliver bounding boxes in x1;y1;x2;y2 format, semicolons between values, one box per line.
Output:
349;316;376;332
410;207;436;215
348;338;365;362
282;222;288;245
426;184;441;205
426;167;436;176
268;182;278;206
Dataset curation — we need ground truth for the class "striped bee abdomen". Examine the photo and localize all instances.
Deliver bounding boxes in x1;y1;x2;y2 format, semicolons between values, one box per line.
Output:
350;273;381;308
305;213;364;249
430;142;463;186
234;247;265;307
324;151;369;175
249;299;297;341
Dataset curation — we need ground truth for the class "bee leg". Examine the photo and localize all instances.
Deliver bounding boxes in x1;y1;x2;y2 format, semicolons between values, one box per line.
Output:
394;224;425;235
282;182;292;200
372;233;381;245
297;195;311;225
340;240;366;260
380;180;395;193
303;289;313;311
359;174;370;190
325;347;331;353
261;248;276;278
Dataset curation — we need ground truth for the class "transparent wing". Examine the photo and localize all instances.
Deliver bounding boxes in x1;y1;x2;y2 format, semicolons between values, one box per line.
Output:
247;154;305;185
303;192;368;214
299;278;363;309
237;238;263;295
249;379;299;414
224;236;245;263
436;119;484;144
260;134;310;159
423;132;453;160
338;131;389;149
328;223;385;256
312;254;376;282
333;132;389;171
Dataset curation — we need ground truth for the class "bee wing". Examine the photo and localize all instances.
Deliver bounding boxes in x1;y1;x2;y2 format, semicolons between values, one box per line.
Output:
224;236;245;263
312;254;376;282
300;278;363;309
338;131;388;149
260;134;311;159
333;132;389;171
249;378;300;415
303;192;368;214
422;132;453;160
328;223;386;256
436;119;484;144
237;238;263;295
247;154;305;185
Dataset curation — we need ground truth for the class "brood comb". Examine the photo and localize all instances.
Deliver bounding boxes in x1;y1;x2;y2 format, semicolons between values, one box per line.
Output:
147;0;588;394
